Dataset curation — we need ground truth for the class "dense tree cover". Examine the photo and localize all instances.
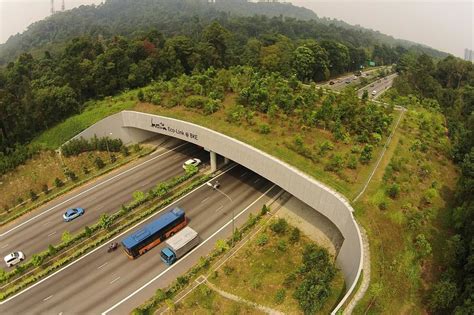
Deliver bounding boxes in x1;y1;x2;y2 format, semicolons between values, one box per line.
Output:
0;0;446;64
392;54;474;314
0;14;406;154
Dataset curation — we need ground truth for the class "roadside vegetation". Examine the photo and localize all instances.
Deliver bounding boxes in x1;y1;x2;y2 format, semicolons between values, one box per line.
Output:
354;106;457;313
168;283;265;315
0;139;150;225
208;217;344;315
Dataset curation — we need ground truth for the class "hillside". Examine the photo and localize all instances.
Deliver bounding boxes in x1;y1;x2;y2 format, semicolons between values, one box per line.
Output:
0;0;447;64
0;0;316;63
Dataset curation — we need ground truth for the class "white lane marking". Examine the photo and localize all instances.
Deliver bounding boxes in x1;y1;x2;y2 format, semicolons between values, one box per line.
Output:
43;295;53;302
0;244;8;249
0;142;189;238
47;231;56;237
201;197;209;204
240;172;248;177
110;277;120;284
0;164;237;305
215;205;224;213
102;184;276;315
97;262;108;270
42;221;51;226
254;178;261;184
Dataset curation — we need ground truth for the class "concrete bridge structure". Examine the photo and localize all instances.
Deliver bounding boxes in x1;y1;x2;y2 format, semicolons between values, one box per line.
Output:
70;110;363;314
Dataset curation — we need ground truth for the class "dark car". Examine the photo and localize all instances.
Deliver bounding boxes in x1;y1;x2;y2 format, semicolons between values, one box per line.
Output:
63;208;85;222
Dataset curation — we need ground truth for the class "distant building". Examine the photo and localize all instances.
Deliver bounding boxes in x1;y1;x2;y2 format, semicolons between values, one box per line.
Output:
465;49;474;62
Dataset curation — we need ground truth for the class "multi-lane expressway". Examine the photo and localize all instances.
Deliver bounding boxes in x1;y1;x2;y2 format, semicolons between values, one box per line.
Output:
319;67;388;91
0;164;277;314
0;139;208;263
357;73;398;99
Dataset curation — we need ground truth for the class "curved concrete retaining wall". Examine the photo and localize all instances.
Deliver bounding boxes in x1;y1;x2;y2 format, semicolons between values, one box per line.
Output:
72;110;363;313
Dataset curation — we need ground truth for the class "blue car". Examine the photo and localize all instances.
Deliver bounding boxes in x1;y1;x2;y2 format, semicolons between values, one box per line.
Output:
63;208;85;222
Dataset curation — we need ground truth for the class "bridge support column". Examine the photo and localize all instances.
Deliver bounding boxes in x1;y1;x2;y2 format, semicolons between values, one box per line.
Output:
224;157;229;165
210;151;217;172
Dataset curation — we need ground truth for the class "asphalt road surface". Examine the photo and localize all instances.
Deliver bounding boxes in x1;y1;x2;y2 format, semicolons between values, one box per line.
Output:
320;67;387;91
357;73;398;99
0;138;209;263
0;165;278;314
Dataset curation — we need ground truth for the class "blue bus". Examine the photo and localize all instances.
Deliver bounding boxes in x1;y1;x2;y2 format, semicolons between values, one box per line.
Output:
121;207;187;259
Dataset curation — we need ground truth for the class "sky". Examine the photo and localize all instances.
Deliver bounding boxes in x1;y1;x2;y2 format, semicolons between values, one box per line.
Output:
0;0;472;58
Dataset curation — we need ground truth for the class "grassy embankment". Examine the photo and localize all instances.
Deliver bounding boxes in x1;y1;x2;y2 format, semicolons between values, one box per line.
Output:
353;107;457;313
167;218;344;315
0;91;138;222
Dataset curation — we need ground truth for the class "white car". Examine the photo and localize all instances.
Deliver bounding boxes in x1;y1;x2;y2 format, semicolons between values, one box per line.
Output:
4;251;25;267
372;90;377;96
182;158;201;169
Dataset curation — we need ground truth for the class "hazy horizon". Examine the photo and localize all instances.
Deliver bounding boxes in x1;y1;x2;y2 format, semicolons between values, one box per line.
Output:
0;0;472;58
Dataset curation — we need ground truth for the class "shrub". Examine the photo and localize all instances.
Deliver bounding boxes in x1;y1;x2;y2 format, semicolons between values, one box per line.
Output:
110;154;117;163
42;184;49;195
82;166;89;175
415;234;432;258
258;124;271;134
132;144;141;153
184;95;208;109
223;265;234;275
215;239;229;253
256;233;268;246
347;154;358;169
260;204;269;216
99;213;112;230
359;144;373;164
94;157;105;169
275;289;286;304
386;183;401;199
203;99;221;115
378;200;388;210
64;169;77;181
325;154;344;172
289;227;301;243
121;146;130;157
29;190;38;201
270;218;288;235
54;177;64;188
283;272;296;288
277;239;288;252
84;226;92;237
137;90;145;102
48;244;57;255
31;254;44;267
61;231;72;243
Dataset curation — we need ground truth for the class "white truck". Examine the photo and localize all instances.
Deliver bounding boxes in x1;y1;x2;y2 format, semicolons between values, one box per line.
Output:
160;227;200;265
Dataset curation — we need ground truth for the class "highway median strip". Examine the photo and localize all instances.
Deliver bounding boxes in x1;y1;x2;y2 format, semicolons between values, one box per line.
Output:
0;166;209;300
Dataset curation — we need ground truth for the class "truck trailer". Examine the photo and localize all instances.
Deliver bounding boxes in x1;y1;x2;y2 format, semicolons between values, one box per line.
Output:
160;227;200;265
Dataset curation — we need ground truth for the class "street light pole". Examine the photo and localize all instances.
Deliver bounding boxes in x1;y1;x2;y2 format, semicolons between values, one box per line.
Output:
207;181;235;247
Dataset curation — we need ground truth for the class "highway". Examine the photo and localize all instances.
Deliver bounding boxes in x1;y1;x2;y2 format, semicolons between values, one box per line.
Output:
319;67;387;91
357;73;398;99
0;138;209;263
0;165;278;314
